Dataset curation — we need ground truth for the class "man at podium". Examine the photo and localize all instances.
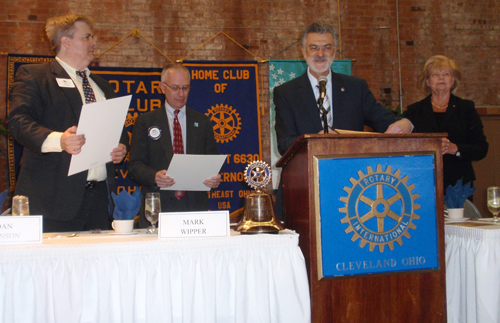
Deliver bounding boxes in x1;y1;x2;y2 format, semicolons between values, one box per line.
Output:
273;22;413;220
274;22;413;156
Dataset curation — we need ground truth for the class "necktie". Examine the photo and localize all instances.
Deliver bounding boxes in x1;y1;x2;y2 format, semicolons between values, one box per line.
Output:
173;110;186;200
317;85;333;128
76;70;96;104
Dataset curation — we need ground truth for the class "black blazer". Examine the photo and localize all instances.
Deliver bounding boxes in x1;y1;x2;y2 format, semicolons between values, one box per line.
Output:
128;105;219;222
273;70;401;220
404;94;488;188
8;60;129;221
274;71;400;155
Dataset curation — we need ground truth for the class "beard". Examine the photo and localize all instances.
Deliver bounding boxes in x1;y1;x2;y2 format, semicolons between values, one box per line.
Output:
306;55;333;75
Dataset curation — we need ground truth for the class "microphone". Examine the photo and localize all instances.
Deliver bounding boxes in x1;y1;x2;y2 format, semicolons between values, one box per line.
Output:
317;76;329;134
318;76;327;100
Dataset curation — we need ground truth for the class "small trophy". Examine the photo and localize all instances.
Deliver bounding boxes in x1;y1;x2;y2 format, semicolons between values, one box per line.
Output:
235;161;284;234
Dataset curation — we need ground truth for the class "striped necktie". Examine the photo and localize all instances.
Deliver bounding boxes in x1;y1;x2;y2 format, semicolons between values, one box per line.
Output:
76;70;96;104
173;110;186;200
317;85;333;128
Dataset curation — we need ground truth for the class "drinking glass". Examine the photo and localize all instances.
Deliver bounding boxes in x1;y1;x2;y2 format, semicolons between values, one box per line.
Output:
487;187;500;222
12;195;29;216
145;192;161;233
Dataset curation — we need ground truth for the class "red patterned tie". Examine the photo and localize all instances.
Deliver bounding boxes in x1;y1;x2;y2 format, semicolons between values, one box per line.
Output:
76;70;96;104
173;110;186;200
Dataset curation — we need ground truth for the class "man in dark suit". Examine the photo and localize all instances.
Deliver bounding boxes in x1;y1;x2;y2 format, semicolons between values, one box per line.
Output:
274;22;412;156
8;14;128;232
129;63;221;227
273;22;413;220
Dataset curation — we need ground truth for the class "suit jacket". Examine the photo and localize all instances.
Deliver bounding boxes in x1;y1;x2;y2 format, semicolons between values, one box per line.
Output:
274;71;400;155
404;94;488;188
8;60;129;221
273;70;400;220
128;105;219;225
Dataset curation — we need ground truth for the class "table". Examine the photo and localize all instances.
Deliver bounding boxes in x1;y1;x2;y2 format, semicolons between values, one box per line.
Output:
445;222;500;323
0;230;311;323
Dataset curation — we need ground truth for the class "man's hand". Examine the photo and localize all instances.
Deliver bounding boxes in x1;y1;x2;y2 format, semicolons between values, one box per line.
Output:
110;143;127;164
385;119;413;134
61;126;85;155
155;170;175;188
203;174;222;189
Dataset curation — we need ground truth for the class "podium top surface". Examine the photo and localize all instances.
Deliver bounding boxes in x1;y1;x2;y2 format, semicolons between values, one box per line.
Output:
276;132;447;168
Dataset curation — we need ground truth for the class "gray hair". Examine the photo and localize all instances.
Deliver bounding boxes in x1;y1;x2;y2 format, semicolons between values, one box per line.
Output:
161;62;190;82
301;22;338;49
45;14;94;54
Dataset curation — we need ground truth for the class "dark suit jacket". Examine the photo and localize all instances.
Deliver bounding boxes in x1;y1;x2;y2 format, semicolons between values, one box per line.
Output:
8;60;129;221
274;71;400;155
404;94;488;189
273;70;400;220
128;105;219;226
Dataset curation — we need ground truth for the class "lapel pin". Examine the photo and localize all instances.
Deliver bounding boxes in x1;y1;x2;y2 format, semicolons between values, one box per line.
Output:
341;87;345;92
148;126;162;140
194;122;199;127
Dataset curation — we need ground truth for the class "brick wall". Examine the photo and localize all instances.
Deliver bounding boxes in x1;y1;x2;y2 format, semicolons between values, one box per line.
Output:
1;0;499;192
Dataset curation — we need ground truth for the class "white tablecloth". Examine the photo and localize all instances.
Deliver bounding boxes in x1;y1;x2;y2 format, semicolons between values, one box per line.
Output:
446;224;500;323
0;230;310;323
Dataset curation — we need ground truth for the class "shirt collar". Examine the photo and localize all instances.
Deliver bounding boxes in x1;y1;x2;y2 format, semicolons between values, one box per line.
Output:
165;103;186;118
307;67;332;88
56;57;90;77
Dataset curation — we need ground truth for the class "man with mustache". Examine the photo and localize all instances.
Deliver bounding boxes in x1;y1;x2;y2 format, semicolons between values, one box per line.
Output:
8;14;128;232
273;22;412;220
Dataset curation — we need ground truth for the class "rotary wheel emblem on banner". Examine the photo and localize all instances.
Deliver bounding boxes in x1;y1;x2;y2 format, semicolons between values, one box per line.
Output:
339;165;420;252
206;104;242;143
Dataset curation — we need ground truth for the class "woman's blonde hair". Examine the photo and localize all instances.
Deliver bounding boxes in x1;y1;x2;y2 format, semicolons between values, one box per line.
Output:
418;55;462;93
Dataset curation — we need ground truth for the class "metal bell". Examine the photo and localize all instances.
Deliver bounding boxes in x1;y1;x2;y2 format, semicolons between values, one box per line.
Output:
235;188;284;234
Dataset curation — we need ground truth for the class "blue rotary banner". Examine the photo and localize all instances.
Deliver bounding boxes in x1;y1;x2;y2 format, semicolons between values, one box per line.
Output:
7;55;260;222
184;61;262;220
316;154;439;277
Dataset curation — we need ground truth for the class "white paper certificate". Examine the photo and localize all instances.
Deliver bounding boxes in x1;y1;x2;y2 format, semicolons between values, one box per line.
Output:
161;154;227;191
68;95;132;176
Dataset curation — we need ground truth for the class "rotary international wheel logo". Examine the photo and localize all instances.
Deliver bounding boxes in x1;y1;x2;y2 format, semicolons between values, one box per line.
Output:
125;113;138;127
339;165;420;252
206;104;242;143
244;161;271;189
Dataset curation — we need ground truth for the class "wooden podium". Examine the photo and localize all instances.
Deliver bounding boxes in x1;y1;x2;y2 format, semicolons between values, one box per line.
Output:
276;133;447;323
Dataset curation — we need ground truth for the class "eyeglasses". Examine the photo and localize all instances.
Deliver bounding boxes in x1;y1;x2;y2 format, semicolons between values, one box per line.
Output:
162;82;191;92
308;44;334;53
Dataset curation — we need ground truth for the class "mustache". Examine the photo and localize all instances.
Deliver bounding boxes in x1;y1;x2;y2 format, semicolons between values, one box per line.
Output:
312;56;329;62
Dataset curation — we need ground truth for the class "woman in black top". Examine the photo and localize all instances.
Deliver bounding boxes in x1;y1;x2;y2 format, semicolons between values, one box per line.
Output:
404;55;488;198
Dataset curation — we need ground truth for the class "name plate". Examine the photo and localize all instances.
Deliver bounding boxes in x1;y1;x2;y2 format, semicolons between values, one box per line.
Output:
158;211;230;238
0;216;43;245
